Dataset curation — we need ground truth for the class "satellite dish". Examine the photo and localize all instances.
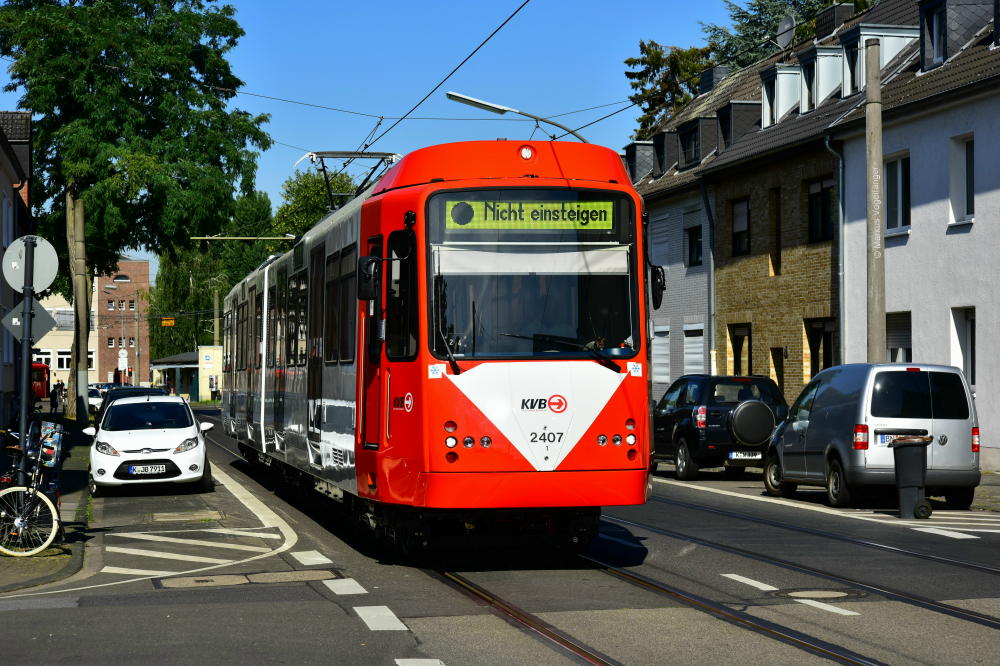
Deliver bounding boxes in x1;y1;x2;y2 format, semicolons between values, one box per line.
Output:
776;14;796;49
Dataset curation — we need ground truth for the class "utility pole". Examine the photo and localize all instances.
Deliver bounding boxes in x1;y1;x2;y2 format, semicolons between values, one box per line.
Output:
865;38;886;363
66;192;91;421
15;236;36;486
213;287;220;346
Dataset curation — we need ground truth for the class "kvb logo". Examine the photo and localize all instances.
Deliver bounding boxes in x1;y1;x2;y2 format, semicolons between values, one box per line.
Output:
520;394;569;413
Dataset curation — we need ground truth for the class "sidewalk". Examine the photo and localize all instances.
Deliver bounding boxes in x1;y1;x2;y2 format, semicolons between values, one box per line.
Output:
971;470;1000;512
0;417;91;595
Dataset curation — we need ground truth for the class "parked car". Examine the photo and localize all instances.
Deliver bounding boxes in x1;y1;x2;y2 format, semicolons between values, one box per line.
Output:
763;363;980;508
87;388;103;414
83;395;214;496
95;386;168;421
653;374;788;480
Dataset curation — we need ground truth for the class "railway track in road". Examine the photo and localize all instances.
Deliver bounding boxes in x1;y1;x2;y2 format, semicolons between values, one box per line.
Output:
650;496;1000;577
436;563;886;666
603;514;1000;632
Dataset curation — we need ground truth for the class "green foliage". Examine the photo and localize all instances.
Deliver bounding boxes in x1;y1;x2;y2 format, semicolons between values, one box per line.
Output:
624;41;714;139
0;0;271;280
272;168;354;238
701;1;845;69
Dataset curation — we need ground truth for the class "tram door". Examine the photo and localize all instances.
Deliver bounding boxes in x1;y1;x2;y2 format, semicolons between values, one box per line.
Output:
306;245;325;461
360;236;383;452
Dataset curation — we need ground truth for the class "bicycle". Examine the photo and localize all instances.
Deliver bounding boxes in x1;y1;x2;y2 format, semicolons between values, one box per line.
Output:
0;422;62;557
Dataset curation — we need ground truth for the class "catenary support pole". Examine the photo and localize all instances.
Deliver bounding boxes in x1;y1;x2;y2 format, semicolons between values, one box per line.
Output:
16;236;36;486
865;38;886;363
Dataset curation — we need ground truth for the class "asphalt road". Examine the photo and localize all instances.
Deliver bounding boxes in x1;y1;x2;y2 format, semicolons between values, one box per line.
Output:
3;414;998;664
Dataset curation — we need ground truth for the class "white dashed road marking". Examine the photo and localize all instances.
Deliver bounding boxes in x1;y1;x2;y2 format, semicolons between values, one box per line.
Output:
911;527;980;539
395;660;445;665
105;532;272;552
355;605;409;631
794;598;860;616
201;528;284;539
101;566;178;577
323;578;367;595
721;573;778;591
291;550;333;565
104;546;233;564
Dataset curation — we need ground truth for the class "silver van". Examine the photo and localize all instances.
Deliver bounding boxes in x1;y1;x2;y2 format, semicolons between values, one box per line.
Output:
763;363;980;508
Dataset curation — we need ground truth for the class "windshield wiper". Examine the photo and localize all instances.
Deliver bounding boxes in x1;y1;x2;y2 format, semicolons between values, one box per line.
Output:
438;334;462;375
499;332;621;373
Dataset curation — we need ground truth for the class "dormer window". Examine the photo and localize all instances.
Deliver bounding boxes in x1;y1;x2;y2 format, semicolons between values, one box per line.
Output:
718;106;732;149
678;123;701;167
802;62;816;112
763;79;777;126
845;43;860;94
928;6;946;64
760;64;800;128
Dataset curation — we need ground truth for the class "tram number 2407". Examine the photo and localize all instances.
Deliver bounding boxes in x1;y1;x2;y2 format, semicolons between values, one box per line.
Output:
530;431;564;444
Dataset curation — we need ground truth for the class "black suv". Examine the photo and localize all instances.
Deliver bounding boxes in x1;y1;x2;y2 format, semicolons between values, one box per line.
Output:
653;375;788;480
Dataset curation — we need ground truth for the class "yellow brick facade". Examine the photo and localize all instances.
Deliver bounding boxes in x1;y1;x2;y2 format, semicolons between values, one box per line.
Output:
711;148;839;405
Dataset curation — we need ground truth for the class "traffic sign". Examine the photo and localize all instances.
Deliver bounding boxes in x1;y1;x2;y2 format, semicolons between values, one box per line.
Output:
2;236;58;293
118;349;128;358
117;356;128;371
161;317;175;327
1;299;57;342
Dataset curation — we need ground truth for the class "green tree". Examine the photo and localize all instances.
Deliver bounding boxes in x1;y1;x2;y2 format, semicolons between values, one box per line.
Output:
272;168;355;239
625;41;714;140
0;0;270;417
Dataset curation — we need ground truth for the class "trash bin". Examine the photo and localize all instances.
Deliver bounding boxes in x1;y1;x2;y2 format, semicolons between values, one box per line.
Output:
889;435;934;519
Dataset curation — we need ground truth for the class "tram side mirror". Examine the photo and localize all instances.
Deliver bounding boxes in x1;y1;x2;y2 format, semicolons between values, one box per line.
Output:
650;265;665;310
357;256;380;301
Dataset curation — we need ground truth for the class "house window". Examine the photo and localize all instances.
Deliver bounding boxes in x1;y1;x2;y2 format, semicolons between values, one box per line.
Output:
769;347;785;394
56;350;71;370
129;337;135;348
885;157;911;230
802;62;816;112
928;6;946;64
652;327;670;384
953;307;976;387
886;312;913;363
845;44;860;94
729;324;752;376
683;329;704;374
808;177;836;242
88;351;95;369
119;337;125;348
107;337;114;348
964;138;975;218
685;226;703;267
118;300;125;311
129;300;136;311
732;199;750;256
769;187;782;276
806;318;836;376
679;125;700;165
33;350;52;366
113;274;131;283
107;300;114;311
763;78;776;126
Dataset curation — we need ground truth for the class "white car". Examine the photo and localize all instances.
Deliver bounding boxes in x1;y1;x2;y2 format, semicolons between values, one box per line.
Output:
84;396;213;496
87;388;103;414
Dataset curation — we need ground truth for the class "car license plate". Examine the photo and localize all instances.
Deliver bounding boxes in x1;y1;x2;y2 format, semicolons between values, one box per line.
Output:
129;464;166;475
878;434;898;446
728;451;761;460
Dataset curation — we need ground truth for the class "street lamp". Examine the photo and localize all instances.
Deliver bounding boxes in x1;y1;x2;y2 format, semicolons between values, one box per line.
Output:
446;91;588;143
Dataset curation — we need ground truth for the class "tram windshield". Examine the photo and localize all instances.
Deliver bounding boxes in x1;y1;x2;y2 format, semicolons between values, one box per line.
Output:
427;189;638;359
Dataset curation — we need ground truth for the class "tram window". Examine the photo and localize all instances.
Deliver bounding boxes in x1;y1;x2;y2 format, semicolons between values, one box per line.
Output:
324;252;340;363
248;286;256;371
297;273;309;366
223;311;232;372
266;288;276;369
386;230;418;360
286;273;298;367
275;267;286;368
254;291;263;369
309;246;325;362
340;246;357;363
236;301;247;370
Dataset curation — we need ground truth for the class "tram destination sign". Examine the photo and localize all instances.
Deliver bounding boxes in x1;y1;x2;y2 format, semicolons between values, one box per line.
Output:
446;200;613;231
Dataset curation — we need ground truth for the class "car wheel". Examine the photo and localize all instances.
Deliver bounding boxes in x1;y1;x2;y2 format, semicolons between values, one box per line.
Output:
198;460;214;493
763;453;796;497
88;472;103;498
826;460;854;508
944;487;975;510
674;439;699;481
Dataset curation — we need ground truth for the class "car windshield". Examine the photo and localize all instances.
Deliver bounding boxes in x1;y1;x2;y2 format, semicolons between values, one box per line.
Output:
88;389;101;398
103;402;193;431
710;379;785;407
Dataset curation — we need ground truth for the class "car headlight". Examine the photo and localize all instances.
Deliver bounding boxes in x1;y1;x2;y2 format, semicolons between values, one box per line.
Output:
95;441;120;456
173;438;199;454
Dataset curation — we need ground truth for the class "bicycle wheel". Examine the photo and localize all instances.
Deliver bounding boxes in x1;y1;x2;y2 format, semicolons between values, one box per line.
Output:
0;486;59;557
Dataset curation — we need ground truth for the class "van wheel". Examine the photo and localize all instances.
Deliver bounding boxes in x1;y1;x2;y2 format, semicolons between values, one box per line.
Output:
674;439;699;481
826;460;854;507
944;487;975;510
763;453;796;497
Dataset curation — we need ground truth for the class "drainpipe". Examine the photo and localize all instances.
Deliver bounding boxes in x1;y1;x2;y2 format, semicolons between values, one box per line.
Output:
824;134;846;364
699;181;716;374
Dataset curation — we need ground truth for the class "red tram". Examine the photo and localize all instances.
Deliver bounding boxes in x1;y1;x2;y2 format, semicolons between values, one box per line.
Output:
223;140;656;549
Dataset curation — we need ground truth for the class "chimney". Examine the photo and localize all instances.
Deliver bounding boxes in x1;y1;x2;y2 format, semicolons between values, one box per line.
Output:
700;65;731;94
815;3;855;39
623;141;655;183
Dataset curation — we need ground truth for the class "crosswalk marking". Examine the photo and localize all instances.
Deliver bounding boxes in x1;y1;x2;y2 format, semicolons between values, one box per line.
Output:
355;605;408;631
105;546;233;564
395;660;445;665
721;573;778;591
794;598;860;616
912;527;981;539
291;550;333;565
200;528;283;540
106;532;271;552
323;578;367;595
101;566;178;577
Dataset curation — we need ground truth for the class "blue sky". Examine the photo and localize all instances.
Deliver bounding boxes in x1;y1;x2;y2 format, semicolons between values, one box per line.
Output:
1;1;734;278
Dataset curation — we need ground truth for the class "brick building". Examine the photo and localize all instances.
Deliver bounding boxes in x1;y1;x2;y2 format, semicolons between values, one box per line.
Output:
95;259;151;385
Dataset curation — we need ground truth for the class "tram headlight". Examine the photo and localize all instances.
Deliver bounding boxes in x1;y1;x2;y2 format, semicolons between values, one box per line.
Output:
613;434;623;446
597;434;608;446
625;418;636;430
626;434;637;446
445;436;458;448
444;421;457;432
463;436;475;448
480;436;492;448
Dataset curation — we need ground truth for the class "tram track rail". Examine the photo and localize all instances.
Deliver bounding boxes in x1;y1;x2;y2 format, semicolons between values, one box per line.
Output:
603;514;1000;632
651;495;1000;577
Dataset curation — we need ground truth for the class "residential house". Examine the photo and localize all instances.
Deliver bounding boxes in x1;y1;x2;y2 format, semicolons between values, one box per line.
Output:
96;259;152;385
835;0;1000;470
32;290;100;387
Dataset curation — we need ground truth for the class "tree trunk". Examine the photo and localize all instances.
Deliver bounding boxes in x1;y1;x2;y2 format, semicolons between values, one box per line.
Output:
66;191;91;423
